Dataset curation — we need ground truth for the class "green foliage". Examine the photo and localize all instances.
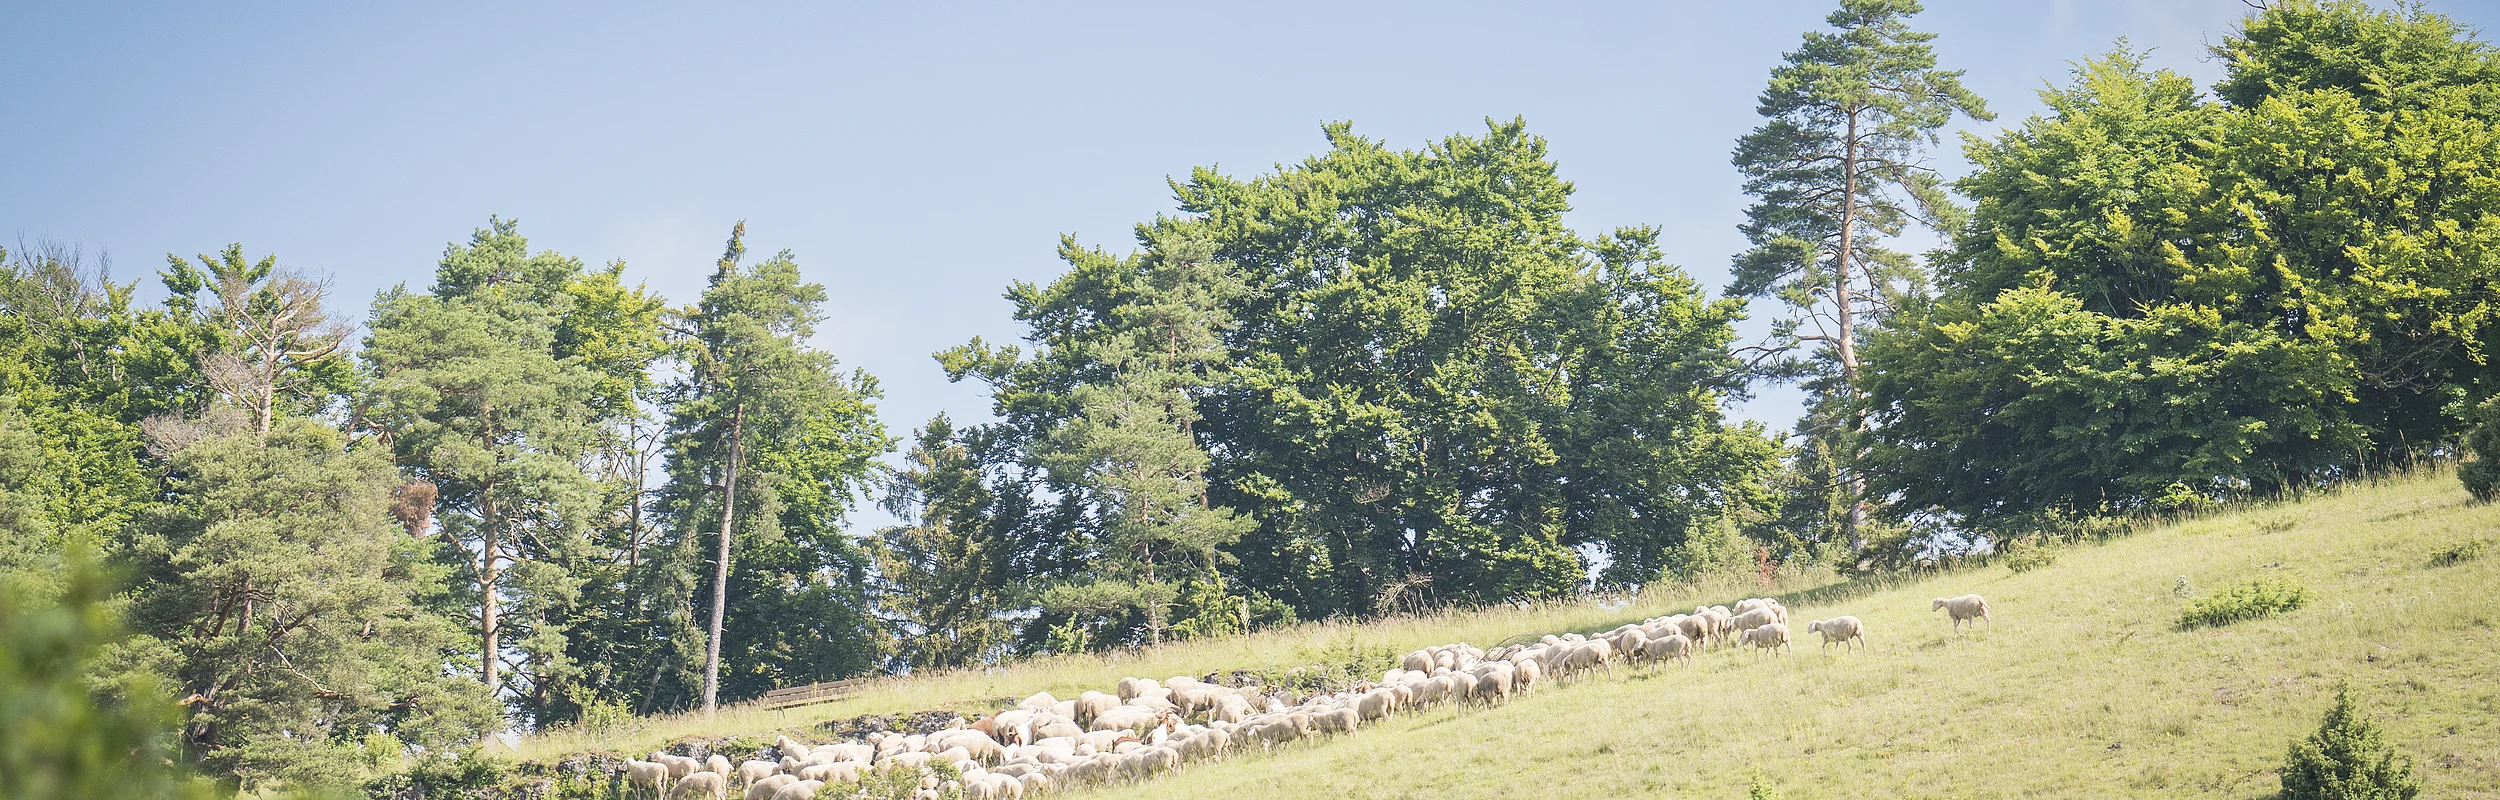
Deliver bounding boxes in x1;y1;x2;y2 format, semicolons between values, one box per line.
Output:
1998;539;2057;574
1748;771;1783;800
1034;232;1256;646
1730;0;1993;382
2214;0;2500;112
2180;576;2312;628
125;415;496;789
2459;397;2500;502
2280;684;2420;800
362;218;607;723
658;222;889;711
0;551;214;800
377;749;512;800
1887;7;2500;520
1250;635;1399;696
2426;539;2486;568
163;244;355;434
875;416;1018;669
952;120;1777;627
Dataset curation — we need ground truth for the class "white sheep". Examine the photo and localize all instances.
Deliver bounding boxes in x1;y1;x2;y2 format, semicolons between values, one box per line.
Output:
1805;616;1865;653
769;780;824;800
1934;594;1991;633
1400;649;1432;672
743;774;795;800
625;759;671;797
1073;691;1120;725
734;760;778;787
1741;622;1792;661
668;771;727;800
1641;633;1694;665
1729;607;1780;636
1355;688;1398;720
1512;657;1542;694
652;752;702;780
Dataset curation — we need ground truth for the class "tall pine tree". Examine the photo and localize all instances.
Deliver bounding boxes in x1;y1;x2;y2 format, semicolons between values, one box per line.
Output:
1729;0;1990;533
664;223;886;713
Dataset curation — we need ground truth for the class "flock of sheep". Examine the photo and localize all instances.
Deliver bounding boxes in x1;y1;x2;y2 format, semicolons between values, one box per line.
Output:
619;593;1993;800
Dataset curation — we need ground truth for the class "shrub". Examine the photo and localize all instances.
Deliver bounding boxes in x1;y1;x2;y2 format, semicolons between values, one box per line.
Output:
1746;771;1782;800
2428;539;2487;567
2280;684;2419;800
2180;576;2311;628
2000;539;2058;574
2460;396;2500;502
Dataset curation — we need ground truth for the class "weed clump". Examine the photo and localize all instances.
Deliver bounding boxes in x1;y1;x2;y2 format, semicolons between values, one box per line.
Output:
2180;576;2310;628
2280;684;2419;800
2427;539;2486;567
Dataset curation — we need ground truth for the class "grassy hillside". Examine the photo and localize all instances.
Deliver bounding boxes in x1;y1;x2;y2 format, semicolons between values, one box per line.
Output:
1051;469;2496;799
514;574;1840;761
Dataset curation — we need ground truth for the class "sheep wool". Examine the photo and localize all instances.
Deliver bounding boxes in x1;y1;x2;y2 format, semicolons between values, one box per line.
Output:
1933;594;1991;633
1805;616;1866;653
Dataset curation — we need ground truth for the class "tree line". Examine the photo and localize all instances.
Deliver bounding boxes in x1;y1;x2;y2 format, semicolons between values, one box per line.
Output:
1;0;2496;793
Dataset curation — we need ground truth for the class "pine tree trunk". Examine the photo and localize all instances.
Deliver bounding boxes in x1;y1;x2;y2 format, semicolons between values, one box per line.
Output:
1838;109;1871;539
701;401;745;715
480;403;502;691
481;488;501;691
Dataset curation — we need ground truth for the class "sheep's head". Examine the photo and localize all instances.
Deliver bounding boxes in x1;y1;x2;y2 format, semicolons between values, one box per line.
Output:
1932;598;1947;610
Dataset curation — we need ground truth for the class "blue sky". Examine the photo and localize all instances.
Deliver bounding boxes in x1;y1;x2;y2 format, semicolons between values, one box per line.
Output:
9;1;2495;527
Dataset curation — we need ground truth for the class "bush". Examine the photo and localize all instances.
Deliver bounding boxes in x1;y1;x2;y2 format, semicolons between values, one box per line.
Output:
2460;396;2500;502
2180;576;2311;628
2280;684;2419;800
0;551;218;800
2000;539;2058;574
2428;539;2487;568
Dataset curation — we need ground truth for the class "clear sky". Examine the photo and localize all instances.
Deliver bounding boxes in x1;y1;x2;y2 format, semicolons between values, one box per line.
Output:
9;1;2495;528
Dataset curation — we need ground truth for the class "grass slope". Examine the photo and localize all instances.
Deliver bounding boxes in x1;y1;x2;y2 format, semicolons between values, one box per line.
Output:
1061;470;2499;799
516;577;1835;761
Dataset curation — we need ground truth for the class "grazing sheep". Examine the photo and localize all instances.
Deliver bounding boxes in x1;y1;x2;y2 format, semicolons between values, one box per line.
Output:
1074;691;1120;726
1356;688;1398;720
653;752;702;780
1741;622;1792;660
626;759;671;797
1512;657;1542;694
798;762;862;783
1019;691;1058;711
1244;719;1300;749
735;760;779;787
769;780;823;800
1934;594;1991;633
1610;627;1649;661
1116;676;1154;702
1729;607;1780;636
1806;616;1866;653
1400;649;1432;672
1311;707;1360;734
1562;639;1615;678
1469;662;1513;704
1446;671;1480;704
669;771;727;800
744;774;796;800
704;755;733;778
1674;614;1710;648
1641;633;1694;665
1037;716;1087;740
